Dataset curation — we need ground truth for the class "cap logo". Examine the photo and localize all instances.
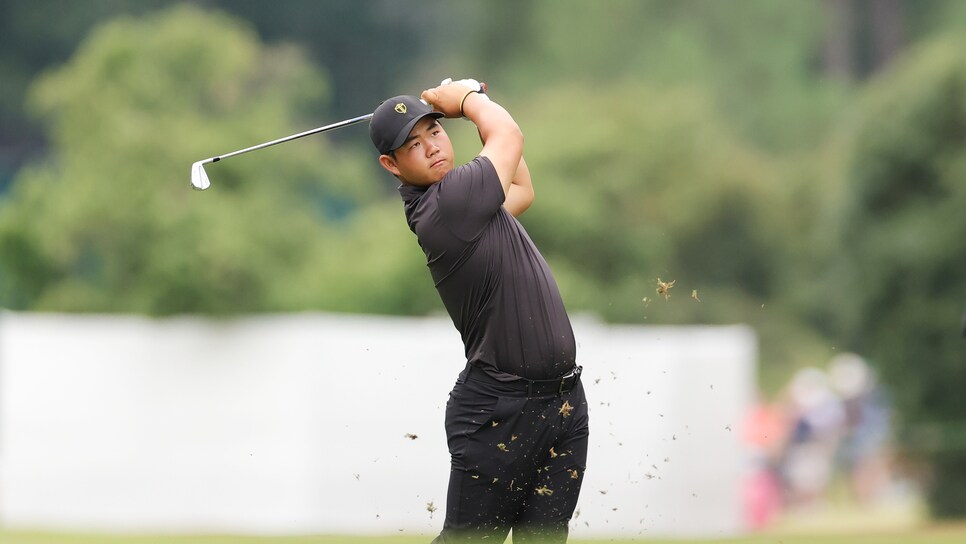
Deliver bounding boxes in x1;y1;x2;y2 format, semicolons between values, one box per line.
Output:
394;103;407;114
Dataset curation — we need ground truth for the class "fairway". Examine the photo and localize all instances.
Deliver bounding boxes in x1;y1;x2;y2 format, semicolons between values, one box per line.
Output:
5;526;966;544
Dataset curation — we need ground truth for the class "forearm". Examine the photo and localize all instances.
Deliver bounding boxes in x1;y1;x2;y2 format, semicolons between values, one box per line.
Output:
460;93;523;194
462;92;520;144
504;157;534;217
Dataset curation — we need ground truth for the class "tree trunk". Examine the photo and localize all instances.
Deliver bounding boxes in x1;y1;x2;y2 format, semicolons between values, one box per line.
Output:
822;0;857;81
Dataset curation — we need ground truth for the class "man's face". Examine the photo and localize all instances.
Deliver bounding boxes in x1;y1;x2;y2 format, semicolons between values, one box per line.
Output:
379;117;454;186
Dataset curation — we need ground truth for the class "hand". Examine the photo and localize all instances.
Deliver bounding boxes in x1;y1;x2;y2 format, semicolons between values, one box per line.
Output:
421;81;476;118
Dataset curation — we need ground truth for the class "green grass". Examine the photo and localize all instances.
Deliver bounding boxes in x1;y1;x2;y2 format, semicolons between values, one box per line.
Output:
1;500;958;544
4;525;966;544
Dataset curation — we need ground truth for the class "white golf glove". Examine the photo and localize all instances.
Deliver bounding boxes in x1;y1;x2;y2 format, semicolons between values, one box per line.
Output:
440;77;487;95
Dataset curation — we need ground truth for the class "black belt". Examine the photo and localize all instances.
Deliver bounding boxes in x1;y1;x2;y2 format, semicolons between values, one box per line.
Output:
465;364;582;397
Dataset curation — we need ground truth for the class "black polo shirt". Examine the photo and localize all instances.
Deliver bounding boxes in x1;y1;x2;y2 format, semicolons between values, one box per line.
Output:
399;156;576;380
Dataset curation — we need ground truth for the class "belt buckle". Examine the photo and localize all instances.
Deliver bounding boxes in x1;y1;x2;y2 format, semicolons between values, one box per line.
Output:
559;365;582;395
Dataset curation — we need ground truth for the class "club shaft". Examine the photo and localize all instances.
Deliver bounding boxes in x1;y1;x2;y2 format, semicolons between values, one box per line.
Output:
208;113;373;163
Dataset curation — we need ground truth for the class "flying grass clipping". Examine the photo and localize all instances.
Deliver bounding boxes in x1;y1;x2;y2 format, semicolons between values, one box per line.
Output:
645;278;701;305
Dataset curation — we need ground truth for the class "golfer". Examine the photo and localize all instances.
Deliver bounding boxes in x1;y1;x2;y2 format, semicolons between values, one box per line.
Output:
369;79;589;542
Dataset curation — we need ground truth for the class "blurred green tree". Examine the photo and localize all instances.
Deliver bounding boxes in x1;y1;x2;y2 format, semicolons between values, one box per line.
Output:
829;34;966;517
0;0;174;189
485;0;848;152
513;83;829;387
0;4;437;316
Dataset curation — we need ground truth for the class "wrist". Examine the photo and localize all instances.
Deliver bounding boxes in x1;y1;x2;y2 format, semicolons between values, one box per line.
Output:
459;90;476;117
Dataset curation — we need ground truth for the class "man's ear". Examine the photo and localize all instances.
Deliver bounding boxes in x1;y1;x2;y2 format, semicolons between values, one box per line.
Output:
379;154;400;177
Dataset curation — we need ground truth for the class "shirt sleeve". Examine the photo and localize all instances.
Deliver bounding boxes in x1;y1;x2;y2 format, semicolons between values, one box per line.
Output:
435;156;506;241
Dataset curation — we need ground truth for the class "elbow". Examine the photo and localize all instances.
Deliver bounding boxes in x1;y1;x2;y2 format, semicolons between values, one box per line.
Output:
506;125;524;160
515;185;535;217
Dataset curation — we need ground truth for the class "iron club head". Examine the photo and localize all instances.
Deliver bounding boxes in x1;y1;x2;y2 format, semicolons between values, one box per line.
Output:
190;160;211;191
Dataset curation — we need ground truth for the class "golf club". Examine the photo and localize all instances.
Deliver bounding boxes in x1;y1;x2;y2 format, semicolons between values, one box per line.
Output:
189;112;373;190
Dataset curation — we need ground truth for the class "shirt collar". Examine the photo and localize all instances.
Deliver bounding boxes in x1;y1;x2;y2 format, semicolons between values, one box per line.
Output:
398;183;428;203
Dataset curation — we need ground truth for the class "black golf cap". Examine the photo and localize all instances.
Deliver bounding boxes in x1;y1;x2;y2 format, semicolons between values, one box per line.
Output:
369;95;444;155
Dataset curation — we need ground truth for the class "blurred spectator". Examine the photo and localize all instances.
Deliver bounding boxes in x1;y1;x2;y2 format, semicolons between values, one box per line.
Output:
778;366;847;509
742;392;789;529
828;353;893;506
742;353;897;529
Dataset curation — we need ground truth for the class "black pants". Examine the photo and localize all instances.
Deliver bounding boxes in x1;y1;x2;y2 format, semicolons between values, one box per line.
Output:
432;366;589;543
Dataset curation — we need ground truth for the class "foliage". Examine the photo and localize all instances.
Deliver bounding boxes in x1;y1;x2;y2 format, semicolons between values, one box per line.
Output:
514;83;826;384
830;35;966;517
487;0;847;152
203;0;473;119
0;5;390;315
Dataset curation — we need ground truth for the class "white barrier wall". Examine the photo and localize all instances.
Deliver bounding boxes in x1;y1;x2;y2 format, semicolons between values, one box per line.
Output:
0;311;756;538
